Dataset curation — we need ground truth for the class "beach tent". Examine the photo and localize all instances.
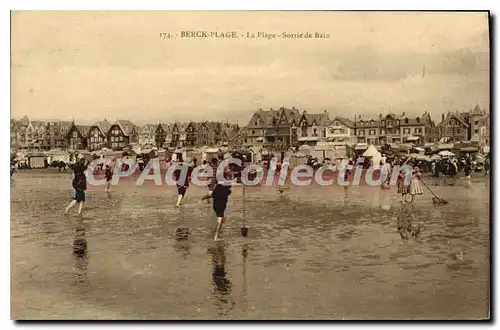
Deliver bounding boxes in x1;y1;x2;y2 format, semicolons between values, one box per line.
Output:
362;144;380;158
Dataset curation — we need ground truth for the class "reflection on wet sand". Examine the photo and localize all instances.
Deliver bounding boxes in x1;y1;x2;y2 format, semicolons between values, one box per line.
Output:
72;219;88;288
396;204;423;240
10;172;490;319
209;243;234;317
175;227;191;259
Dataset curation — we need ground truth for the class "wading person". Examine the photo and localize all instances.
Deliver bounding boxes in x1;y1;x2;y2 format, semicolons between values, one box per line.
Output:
202;158;219;204
174;160;195;207
65;156;88;216
408;166;424;204
104;164;113;192
211;174;232;241
397;163;411;203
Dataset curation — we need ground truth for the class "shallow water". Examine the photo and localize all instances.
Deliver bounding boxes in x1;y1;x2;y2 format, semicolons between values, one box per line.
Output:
11;170;490;319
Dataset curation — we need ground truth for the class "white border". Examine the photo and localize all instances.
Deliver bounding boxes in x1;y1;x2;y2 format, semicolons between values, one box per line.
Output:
3;1;497;328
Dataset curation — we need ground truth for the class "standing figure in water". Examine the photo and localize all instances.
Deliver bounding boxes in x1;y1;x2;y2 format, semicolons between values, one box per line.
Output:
104;164;113;192
212;181;232;241
65;156;88;216
397;162;411;203
408;166;424;204
174;160;195;207
202;158;219;204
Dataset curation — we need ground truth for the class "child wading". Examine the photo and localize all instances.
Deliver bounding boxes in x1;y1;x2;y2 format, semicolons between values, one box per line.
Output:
104;165;113;192
65;156;88;216
397;164;411;203
174;160;195;207
408;166;424;204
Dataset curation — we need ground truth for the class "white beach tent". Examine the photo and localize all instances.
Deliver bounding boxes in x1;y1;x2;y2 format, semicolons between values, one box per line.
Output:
362;144;380;158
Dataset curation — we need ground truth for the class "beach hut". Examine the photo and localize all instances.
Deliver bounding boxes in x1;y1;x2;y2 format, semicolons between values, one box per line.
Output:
29;152;46;169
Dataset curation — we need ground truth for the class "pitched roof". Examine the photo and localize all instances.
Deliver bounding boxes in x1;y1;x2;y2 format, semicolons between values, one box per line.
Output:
255;107;301;126
399;116;426;126
75;125;91;137
332;116;355;128
357;117;379;128
303;112;330;126
90;119;111;136
437;112;469;128
115;120;136;135
157;123;171;133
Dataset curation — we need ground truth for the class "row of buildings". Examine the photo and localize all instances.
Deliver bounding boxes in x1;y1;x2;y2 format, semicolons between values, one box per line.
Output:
10;117;241;152
243;105;490;150
11;105;489;152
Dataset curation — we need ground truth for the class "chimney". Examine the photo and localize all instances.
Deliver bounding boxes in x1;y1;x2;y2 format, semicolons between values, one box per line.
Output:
441;113;445;122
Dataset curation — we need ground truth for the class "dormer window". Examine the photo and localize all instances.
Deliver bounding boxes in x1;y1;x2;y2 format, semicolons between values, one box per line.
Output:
416;117;420;123
359;121;364;126
396;120;400;125
404;118;409;124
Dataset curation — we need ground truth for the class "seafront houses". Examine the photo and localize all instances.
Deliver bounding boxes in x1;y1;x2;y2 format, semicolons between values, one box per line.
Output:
355;116;379;145
296;110;330;146
246;107;301;149
66;123;90;151
138;124;157;147
108;120;137;150
352;113;437;146
43;121;73;150
465;105;490;148
154;123;170;148
197;122;212;146
87;120;111;151
221;122;240;145
327;116;357;146
437;112;469;142
170;122;188;148
399;112;435;145
228;126;247;148
184;121;198;147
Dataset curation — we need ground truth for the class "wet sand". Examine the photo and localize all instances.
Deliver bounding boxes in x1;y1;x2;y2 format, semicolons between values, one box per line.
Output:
11;170;490;319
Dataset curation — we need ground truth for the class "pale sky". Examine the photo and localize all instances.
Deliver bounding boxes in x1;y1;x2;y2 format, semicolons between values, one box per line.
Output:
11;11;489;124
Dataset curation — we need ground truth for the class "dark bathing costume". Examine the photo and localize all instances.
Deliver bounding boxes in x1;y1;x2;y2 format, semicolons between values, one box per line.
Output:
212;183;232;217
73;162;87;203
105;167;113;182
174;164;194;197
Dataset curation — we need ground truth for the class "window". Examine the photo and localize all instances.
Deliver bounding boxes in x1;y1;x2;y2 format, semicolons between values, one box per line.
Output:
381;129;385;135
414;128;422;134
73;131;78;138
475;129;479;134
404;118;409;124
359;130;365;136
335;121;340;126
369;129;376;136
416;117;420;123
475;121;479;125
251;130;255;135
381;120;385;126
313;128;317;136
396;120;400;125
359;121;364;126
